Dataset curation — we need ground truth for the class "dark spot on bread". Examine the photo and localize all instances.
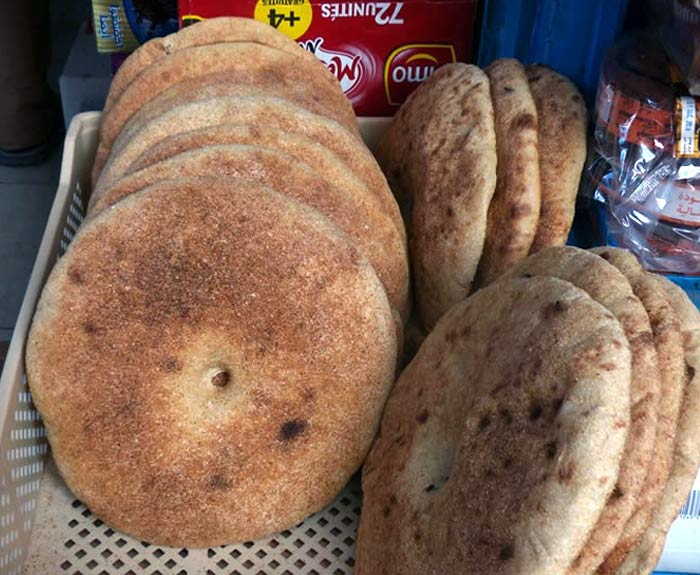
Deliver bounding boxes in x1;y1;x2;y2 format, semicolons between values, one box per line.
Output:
383;495;397;516
543;300;568;319
598;251;611;261
687;362;696;381
208;474;231;490
446;206;454;218
417;409;429;424
83;321;100;335
485;468;495;478
558;462;575;483
68;267;84;284
303;388;316;402
502;456;513;469
279;419;307;442
521;273;533;278
211;370;230;387
499;543;514;560
610;484;624;499
161;357;181;372
511;113;536;131
601;363;617;371
499;408;513;425
479;414;491;430
572;94;582;103
425;484;436;493
545;441;557;459
530;404;543;421
414;529;422;542
503;86;514;93
395;435;406;447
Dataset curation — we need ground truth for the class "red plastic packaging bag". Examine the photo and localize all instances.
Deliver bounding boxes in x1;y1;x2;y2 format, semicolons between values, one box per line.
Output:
177;0;479;116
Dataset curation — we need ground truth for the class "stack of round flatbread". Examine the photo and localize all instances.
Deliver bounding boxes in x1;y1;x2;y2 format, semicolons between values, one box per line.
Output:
377;60;588;329
25;17;408;548
357;245;700;575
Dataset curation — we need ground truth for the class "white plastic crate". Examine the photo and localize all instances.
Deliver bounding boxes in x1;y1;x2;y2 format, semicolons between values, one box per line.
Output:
0;113;388;575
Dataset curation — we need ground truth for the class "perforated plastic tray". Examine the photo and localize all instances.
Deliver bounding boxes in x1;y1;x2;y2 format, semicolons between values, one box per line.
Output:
0;112;390;575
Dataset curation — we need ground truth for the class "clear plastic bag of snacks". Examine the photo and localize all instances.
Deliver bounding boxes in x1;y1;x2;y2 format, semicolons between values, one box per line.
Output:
583;31;700;275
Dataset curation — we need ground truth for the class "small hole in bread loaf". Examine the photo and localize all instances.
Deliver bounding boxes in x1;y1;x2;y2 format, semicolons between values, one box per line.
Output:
211;370;230;387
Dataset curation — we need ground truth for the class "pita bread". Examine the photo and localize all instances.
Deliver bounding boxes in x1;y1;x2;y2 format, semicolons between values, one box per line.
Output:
93;42;357;183
376;63;497;328
26;177;397;547
591;248;686;575
615;275;700;575
89;144;409;320
527;65;587;252
476;59;541;286
358;276;631;575
103;17;318;113
501;246;660;574
94;95;404;243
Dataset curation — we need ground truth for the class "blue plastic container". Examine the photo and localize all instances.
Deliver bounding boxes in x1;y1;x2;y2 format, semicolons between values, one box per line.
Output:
478;0;629;104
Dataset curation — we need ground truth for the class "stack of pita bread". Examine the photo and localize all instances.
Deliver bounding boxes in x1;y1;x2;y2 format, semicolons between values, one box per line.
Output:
378;60;588;330
25;17;408;547
357;245;700;575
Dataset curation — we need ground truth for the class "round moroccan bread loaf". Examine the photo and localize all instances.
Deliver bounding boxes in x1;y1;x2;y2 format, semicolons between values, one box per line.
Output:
92;41;356;183
94;95;404;243
476;59;541;286
99;69;359;194
376;63;497;329
615;274;700;575
89;144;409;321
357;276;631;575
102;17;323;114
26;177;397;547
501;246;660;575
591;247;685;575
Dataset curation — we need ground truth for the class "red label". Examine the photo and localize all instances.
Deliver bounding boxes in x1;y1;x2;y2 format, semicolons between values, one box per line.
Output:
178;0;478;116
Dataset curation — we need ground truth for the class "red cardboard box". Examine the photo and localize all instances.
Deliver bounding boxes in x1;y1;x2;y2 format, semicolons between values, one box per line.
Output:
178;1;479;116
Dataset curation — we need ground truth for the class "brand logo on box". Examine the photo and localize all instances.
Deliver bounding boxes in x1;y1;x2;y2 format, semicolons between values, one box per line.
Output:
384;44;456;106
302;38;363;96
